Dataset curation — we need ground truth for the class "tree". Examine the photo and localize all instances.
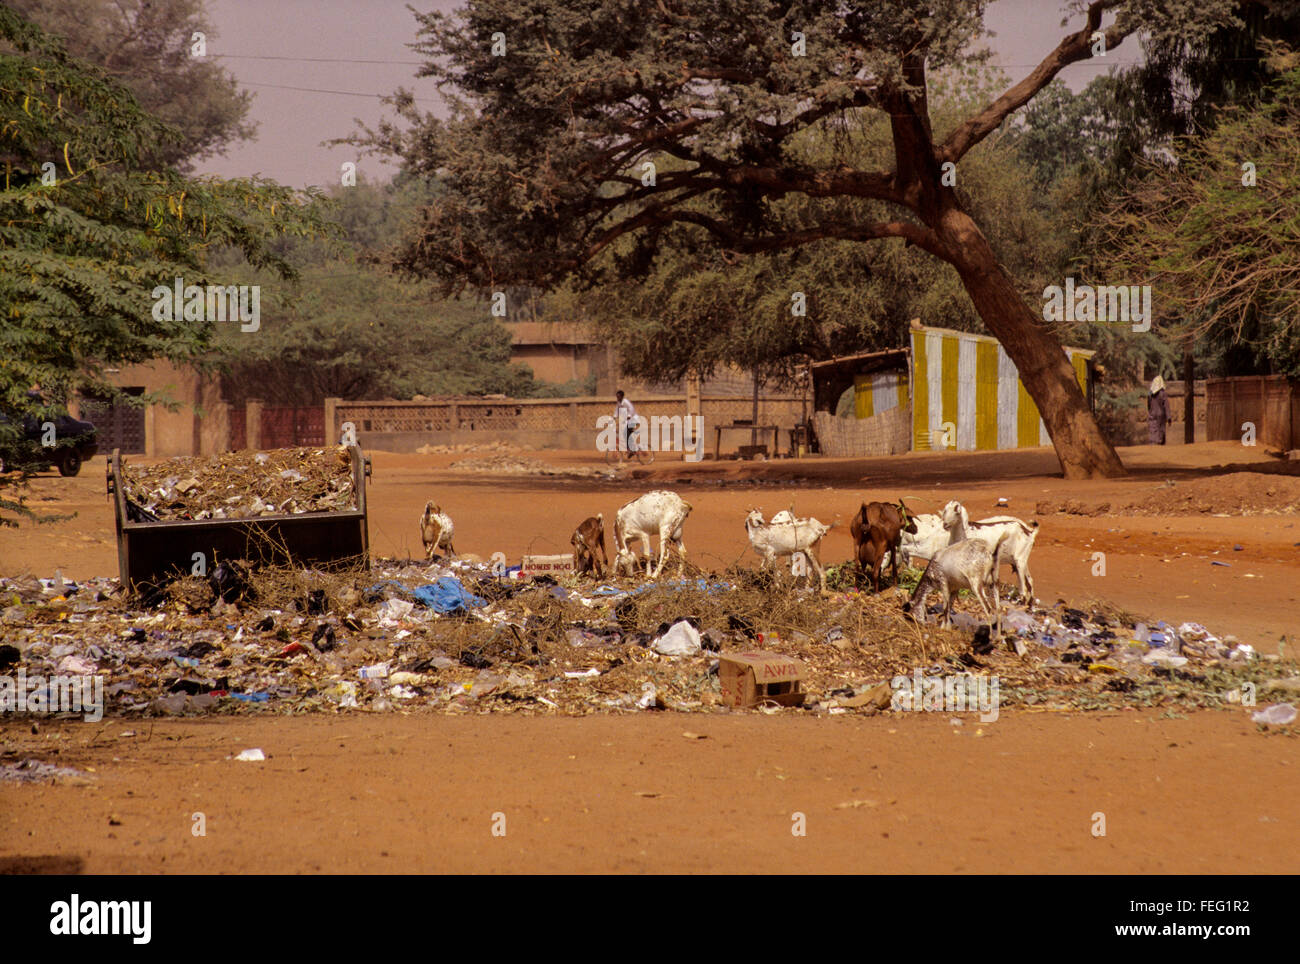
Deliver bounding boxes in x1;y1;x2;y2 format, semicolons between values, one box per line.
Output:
7;0;256;169
1008;5;1300;439
554;91;1058;387
0;6;331;522
345;0;1246;478
214;264;550;404
213;176;585;402
1095;59;1300;377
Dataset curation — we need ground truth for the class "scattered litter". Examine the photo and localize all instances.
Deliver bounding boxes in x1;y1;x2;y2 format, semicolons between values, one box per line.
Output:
0;760;94;785
233;748;266;762
1251;704;1297;727
651;620;702;656
0;542;1284;721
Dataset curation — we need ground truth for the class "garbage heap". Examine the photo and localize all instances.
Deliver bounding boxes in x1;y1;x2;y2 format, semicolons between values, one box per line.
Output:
120;446;355;520
1;561;1295;722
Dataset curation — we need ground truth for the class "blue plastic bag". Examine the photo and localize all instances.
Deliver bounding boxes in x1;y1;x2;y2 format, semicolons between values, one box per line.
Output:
412;577;488;614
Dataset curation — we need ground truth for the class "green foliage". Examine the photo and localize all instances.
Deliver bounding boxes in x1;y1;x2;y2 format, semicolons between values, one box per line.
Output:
549;79;1059;386
214;264;545;404
214;176;569;402
1097;63;1300;377
0;6;333;521
7;0;256;169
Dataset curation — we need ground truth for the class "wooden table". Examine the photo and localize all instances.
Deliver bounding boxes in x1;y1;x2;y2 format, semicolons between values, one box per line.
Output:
714;423;780;460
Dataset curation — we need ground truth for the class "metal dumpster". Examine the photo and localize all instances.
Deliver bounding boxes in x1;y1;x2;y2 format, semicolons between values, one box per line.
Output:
107;445;372;597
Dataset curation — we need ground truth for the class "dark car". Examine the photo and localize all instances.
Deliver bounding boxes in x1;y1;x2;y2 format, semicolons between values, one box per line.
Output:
0;411;99;477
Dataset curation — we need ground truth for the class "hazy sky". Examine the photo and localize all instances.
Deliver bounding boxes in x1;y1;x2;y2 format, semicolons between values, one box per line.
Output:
197;0;1141;189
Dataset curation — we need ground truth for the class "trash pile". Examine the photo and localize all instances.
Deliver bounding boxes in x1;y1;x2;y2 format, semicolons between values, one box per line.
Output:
448;454;617;479
0;563;1294;723
120;447;356;520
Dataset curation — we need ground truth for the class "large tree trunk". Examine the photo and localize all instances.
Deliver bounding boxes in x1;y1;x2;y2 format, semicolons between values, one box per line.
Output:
935;206;1125;479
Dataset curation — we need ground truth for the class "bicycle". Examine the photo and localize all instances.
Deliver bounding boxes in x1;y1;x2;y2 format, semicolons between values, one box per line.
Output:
604;429;654;465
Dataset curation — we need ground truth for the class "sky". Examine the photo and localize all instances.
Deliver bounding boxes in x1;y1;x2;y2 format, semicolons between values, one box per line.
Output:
196;0;1143;189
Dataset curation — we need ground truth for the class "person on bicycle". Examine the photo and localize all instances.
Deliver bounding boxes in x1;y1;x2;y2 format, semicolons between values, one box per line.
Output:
615;390;638;456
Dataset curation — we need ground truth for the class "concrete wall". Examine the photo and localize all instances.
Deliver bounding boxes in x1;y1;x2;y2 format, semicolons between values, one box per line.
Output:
97;360;229;456
331;394;806;456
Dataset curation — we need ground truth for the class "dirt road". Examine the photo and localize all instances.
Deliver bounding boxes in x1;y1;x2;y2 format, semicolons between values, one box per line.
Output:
1;441;1297;873
5;441;1296;650
3;711;1295;874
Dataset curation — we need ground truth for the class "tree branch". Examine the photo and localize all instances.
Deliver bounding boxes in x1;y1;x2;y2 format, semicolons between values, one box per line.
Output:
938;0;1132;164
582;211;949;264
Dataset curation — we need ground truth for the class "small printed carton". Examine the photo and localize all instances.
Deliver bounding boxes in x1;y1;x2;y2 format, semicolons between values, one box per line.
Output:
519;553;575;578
718;650;806;708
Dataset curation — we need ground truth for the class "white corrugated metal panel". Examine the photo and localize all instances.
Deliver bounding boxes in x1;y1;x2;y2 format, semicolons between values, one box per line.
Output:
996;344;1018;450
925;331;944;447
956;336;977;451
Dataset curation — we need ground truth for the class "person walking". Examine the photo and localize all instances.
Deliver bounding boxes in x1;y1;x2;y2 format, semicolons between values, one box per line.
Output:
1147;375;1171;445
614;389;638;458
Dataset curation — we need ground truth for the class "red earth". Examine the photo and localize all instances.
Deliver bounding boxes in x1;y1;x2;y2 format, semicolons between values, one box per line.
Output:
2;440;1297;873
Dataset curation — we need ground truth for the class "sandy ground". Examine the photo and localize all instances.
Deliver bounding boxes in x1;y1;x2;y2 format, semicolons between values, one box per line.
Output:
1;440;1298;873
3;711;1296;874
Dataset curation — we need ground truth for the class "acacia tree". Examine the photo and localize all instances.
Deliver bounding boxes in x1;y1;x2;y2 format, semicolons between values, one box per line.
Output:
554;79;1059;388
8;0;256;169
351;0;1243;478
0;7;329;522
1096;59;1300;376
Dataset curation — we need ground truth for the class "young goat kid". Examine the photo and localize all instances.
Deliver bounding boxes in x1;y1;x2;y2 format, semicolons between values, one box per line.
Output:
419;502;456;561
744;509;831;591
940;501;1039;602
905;530;1012;632
570;514;608;578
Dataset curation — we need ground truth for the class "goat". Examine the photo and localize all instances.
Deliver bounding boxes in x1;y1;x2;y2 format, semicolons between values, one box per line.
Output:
850;499;918;591
940;501;1039;602
905;530;1012;632
613;490;692;578
570;514;608;578
419;501;456;560
744;509;830;591
895;512;950;567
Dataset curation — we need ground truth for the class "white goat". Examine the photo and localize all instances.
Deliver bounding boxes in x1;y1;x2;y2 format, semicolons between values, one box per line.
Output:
940;501;1039;601
906;531;1012;630
744;509;830;591
419;501;456;560
893;512;950;567
613;490;692;578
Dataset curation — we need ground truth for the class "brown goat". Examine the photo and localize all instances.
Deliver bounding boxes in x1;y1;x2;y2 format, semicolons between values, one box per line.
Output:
570;514;608;578
850;500;918;591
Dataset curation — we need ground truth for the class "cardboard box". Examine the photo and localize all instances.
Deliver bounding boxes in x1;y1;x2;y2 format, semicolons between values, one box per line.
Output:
718;650;806;708
519;553;575;578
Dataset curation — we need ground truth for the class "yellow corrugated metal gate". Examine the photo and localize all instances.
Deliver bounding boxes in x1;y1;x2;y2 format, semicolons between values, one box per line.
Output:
852;369;910;418
910;326;1092;451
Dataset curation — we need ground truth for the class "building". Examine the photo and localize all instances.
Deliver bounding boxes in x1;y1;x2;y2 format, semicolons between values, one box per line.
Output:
503;320;611;389
809;325;1095;456
75;360;227;457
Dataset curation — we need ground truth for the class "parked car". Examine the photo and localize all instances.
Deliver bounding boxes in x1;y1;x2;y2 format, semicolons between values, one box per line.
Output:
0;410;99;477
